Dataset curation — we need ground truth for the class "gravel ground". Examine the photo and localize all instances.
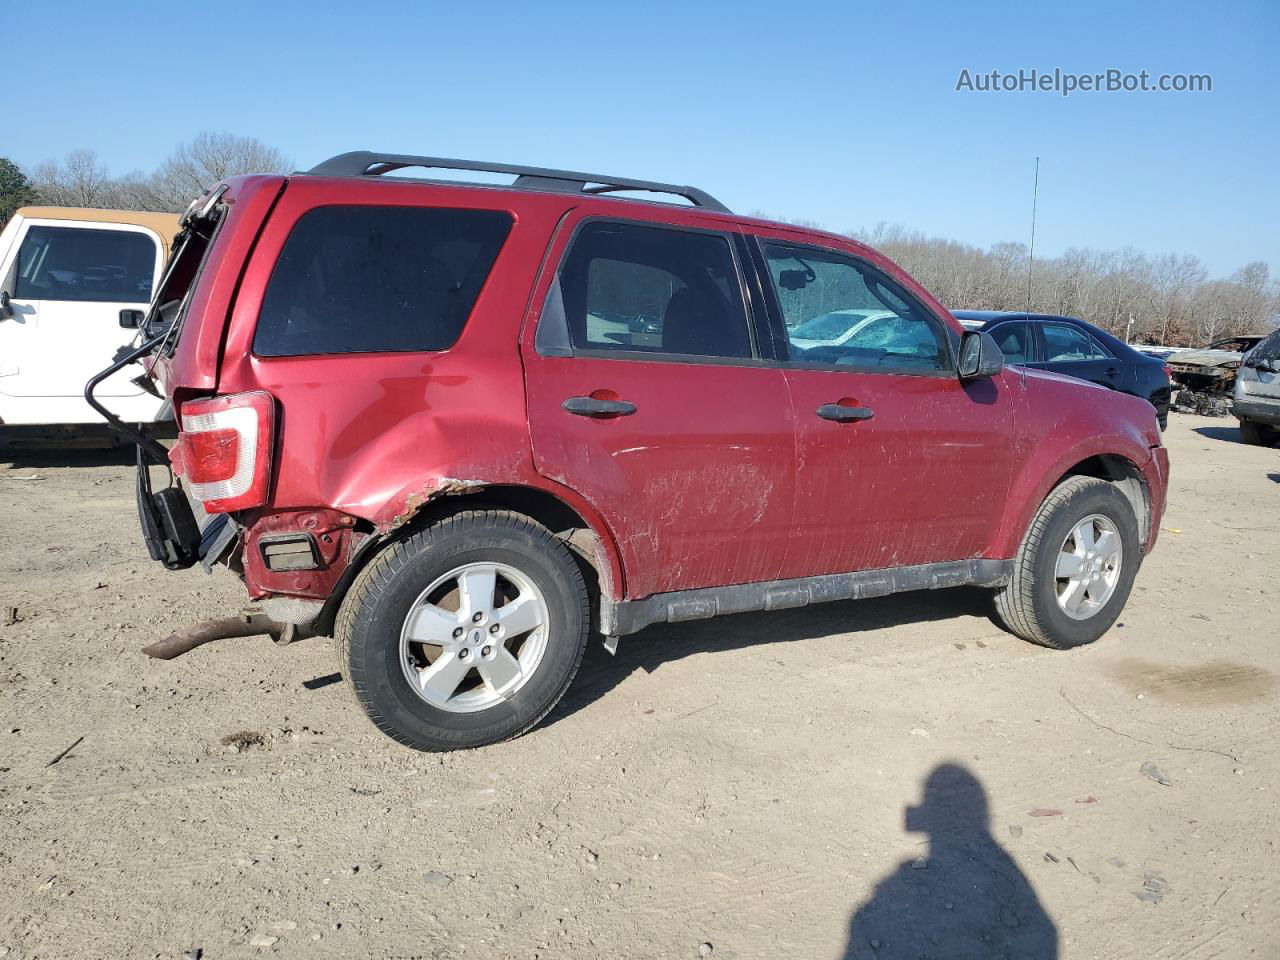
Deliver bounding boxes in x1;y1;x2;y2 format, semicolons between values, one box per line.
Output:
1;414;1277;959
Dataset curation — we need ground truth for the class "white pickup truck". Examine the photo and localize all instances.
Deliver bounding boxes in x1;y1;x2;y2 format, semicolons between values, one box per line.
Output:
0;206;179;444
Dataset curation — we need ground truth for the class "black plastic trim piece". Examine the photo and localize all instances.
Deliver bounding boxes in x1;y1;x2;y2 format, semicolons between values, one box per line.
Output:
306;152;731;213
600;558;1012;636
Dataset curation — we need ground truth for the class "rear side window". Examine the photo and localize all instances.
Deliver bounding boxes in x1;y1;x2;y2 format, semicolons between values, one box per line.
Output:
253;206;513;357
988;322;1033;364
14;226;156;303
554;220;752;359
1042;323;1109;362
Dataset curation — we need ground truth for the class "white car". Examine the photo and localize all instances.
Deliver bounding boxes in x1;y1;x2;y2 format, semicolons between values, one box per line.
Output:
789;309;898;350
0;206;179;444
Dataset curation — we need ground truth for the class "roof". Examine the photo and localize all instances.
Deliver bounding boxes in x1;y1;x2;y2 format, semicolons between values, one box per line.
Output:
15;206;181;249
304;151;731;213
951;310;1081;325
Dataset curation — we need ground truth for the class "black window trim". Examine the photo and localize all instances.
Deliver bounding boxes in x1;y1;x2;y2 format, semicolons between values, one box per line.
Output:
249;202;515;360
534;214;771;368
747;235;959;378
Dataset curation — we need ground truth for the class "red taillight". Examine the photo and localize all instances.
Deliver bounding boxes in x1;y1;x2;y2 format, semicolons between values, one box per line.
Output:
1163;363;1172;379
172;391;274;513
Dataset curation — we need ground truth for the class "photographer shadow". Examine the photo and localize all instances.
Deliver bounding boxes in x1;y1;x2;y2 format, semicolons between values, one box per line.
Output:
843;763;1057;959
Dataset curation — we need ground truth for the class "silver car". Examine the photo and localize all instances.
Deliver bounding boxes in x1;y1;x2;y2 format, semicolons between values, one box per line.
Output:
1233;328;1280;445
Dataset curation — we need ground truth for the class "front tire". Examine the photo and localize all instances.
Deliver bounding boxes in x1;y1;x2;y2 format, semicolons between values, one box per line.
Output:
994;476;1141;649
337;509;590;751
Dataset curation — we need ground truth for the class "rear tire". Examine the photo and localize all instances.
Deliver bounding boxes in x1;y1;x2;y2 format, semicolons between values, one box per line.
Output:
337;509;589;751
994;476;1141;649
1239;420;1276;446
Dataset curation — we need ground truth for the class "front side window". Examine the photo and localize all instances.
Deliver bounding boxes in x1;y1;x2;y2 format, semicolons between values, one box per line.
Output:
1042;323;1109;362
762;243;949;372
988;322;1033;365
14;226;156;304
253;205;513;357
554;220;752;359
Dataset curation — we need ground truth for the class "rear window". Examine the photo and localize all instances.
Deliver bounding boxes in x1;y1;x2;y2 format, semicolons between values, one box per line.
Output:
253;205;513;357
14;226;157;303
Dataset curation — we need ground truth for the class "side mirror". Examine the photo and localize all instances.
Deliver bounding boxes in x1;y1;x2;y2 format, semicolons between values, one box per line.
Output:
119;308;145;329
958;329;1004;380
0;291;12;320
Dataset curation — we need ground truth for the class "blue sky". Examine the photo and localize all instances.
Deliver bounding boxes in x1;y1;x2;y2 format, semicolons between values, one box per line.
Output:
10;0;1277;276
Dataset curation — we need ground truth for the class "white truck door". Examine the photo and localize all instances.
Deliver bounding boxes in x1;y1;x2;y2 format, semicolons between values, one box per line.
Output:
0;218;166;420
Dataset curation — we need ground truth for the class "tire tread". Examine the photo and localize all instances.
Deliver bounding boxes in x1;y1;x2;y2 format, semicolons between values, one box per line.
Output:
994;475;1118;649
335;509;590;751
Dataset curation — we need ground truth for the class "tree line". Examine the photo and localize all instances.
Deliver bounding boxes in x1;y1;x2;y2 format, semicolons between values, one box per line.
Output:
0;132;288;224
755;217;1277;348
1;138;1274;348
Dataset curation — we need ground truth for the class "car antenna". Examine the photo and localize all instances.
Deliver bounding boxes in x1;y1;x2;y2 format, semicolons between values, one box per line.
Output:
1026;156;1039;316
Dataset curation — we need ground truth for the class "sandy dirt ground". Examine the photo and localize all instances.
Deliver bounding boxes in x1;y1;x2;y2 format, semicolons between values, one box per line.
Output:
1;414;1277;960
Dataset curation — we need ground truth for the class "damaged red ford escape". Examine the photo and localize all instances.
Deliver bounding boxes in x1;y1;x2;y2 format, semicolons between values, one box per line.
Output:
88;152;1170;751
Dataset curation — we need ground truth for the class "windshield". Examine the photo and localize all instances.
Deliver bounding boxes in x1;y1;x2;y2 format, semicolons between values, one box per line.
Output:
15;226;156;303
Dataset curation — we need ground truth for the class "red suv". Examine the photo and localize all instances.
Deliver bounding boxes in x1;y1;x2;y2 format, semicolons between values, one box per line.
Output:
90;152;1169;751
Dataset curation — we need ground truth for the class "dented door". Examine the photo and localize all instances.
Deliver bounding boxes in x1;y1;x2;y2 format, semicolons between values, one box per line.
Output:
522;214;796;600
752;237;1016;578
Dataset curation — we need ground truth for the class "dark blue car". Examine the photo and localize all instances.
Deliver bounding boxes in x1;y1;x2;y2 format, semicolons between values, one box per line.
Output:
953;310;1171;429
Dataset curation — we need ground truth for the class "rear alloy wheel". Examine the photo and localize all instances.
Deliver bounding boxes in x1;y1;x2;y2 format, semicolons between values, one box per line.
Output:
994;476;1141;649
337;510;589;750
398;562;551;713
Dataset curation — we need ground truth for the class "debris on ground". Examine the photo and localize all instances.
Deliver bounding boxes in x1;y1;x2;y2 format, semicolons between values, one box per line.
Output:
1136;872;1170;904
423;871;453;887
220;731;267;753
46;735;84;767
1029;808;1063;817
3;607;20;627
1140;762;1172;786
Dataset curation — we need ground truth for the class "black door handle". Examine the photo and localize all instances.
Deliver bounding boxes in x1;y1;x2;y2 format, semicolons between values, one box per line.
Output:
563;396;637;417
1105;367;1119;377
816;403;875;422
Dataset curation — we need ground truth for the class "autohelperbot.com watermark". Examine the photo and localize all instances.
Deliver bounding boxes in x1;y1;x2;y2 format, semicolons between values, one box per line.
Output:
955;68;1212;96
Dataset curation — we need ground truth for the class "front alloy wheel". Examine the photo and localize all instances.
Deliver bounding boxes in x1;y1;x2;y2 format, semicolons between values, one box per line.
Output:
994;476;1141;649
1054;514;1123;620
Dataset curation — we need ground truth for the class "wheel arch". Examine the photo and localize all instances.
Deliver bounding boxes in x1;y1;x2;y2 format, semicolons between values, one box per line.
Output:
994;445;1154;560
312;481;624;637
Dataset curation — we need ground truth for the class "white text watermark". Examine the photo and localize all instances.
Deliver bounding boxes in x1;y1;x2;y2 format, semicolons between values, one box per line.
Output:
956;68;1212;96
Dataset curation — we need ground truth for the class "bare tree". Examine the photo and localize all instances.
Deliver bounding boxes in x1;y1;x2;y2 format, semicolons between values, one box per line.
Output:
144;133;291;211
31;150;122;208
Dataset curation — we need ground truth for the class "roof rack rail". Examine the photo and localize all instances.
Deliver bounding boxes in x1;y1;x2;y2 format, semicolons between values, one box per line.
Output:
305;151;731;214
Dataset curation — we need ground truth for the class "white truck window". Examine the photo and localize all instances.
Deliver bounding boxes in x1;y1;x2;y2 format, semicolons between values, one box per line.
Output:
15;226;157;304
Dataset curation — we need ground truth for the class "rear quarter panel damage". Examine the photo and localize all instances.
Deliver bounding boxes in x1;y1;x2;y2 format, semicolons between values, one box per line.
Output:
205;180;627;605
